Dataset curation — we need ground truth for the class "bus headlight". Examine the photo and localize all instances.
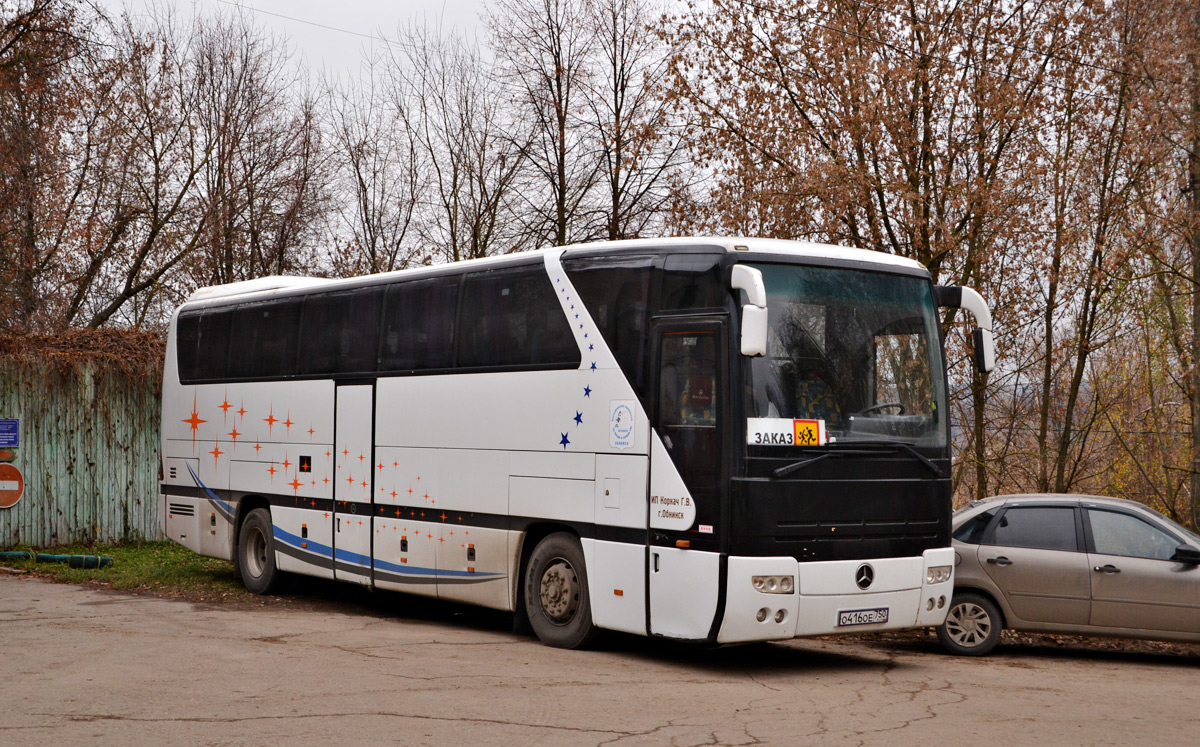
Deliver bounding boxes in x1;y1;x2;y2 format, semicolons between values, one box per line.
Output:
752;575;795;594
926;566;952;584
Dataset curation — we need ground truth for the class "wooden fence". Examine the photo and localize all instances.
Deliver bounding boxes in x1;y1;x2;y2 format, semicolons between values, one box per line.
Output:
0;337;164;548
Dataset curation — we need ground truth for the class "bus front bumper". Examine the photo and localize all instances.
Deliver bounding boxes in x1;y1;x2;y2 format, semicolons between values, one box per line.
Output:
716;548;955;644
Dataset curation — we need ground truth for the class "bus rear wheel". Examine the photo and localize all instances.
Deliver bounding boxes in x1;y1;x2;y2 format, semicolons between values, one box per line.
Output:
524;533;598;649
239;508;283;595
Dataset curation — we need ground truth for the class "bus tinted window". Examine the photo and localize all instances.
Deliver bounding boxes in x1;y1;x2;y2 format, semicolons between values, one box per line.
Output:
563;255;653;397
660;253;723;310
299;288;383;376
380;277;458;372
458;266;579;368
228;300;302;379
177;308;234;382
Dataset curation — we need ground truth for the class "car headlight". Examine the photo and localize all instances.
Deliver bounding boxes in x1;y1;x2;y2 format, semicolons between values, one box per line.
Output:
926;565;952;584
752;575;795;594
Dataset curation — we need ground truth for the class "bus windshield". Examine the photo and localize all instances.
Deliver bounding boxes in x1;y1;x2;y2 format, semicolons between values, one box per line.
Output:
744;262;948;448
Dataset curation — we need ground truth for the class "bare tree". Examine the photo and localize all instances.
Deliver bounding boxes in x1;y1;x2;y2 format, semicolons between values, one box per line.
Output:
487;0;601;246
390;23;527;261
325;56;423;275
585;0;687;240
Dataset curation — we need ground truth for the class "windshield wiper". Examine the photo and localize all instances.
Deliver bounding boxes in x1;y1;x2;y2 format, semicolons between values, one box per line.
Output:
835;440;943;477
771;441;943;479
771;448;879;478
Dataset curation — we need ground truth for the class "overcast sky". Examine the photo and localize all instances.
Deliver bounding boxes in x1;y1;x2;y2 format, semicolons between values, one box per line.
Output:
103;0;488;77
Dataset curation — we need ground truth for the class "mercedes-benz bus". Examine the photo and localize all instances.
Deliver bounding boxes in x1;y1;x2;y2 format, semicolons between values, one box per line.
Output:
159;237;995;648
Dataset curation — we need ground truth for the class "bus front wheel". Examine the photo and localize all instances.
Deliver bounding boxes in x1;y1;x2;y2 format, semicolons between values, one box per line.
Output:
524;533;598;649
238;508;283;595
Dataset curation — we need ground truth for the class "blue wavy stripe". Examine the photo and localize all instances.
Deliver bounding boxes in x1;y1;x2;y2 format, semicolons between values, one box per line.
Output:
186;464;235;520
273;525;502;579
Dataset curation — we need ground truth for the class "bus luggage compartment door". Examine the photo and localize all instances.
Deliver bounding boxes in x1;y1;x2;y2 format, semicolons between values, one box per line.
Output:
333;383;375;586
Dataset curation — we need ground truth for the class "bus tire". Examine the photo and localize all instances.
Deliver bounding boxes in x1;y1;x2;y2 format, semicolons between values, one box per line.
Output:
524;532;598;649
238;508;283;595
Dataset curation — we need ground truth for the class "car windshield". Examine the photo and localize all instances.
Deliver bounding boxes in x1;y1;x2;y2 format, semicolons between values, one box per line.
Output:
744;262;948;447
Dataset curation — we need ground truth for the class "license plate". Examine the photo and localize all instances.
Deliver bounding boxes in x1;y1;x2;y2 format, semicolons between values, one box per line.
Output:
838;607;889;627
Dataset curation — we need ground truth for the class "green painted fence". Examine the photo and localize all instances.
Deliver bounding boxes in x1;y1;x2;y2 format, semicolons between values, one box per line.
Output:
0;352;163;547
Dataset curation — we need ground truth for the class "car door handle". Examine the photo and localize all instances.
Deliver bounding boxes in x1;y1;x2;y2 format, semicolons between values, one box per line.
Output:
1093;564;1121;573
986;556;1012;566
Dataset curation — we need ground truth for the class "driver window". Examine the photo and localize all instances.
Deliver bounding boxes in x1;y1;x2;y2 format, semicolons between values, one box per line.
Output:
1088;510;1180;560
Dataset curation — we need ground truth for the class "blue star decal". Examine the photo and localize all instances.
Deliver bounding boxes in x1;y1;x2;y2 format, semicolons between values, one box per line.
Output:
559;433;570;449
574;411;583;425
583;385;592;397
575;313;579;319
588;343;594;350
590;361;597;371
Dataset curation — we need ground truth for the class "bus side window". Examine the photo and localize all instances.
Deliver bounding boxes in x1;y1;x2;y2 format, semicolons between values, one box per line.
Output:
660;254;723;311
177;308;234;383
380;277;458;372
563;256;653;401
228;300;302;379
458;266;578;369
298;288;382;376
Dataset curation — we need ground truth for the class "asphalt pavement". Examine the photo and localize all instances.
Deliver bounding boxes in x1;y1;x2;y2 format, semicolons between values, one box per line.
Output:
1;573;1196;745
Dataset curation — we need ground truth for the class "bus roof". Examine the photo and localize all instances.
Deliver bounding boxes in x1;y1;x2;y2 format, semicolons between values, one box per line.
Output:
182;237;924;308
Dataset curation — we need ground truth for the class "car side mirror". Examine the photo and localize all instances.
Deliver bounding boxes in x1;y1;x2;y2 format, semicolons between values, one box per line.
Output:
1171;545;1200;565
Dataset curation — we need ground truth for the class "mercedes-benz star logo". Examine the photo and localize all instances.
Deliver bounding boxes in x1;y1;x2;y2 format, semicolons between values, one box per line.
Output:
855;563;874;590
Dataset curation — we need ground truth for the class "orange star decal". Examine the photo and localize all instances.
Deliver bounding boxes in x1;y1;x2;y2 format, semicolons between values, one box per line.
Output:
237;403;247;419
288;477;303;494
267;464;277;477
308;424;315;437
263;407;278;435
182;393;207;447
209;444;223;467
281;455;292;470
283;413;294;432
228;427;241;441
219;391;232;420
253;441;262;454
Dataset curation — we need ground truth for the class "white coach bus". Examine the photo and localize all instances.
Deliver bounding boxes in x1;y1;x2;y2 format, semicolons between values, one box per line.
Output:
160;237;995;648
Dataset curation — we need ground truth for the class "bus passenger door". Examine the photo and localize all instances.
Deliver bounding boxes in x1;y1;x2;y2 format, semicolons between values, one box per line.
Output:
648;322;725;640
333;383;374;586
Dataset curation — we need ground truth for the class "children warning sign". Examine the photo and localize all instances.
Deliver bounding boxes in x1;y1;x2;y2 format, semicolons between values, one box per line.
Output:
746;417;827;447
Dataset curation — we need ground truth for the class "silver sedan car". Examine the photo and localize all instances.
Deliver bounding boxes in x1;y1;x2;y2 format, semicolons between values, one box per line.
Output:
937;494;1200;655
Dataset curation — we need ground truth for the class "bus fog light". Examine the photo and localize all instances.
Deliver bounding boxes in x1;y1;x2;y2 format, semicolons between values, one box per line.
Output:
752;575;796;594
926;597;935;612
926;565;952;584
756;607;769;622
774;609;786;623
938;595;946;609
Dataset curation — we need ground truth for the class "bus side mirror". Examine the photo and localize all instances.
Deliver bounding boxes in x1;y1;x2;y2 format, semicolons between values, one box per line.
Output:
731;265;767;357
935;284;995;374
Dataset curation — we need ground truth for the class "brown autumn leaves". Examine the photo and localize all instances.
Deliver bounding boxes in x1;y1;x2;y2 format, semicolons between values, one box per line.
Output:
2;0;1200;521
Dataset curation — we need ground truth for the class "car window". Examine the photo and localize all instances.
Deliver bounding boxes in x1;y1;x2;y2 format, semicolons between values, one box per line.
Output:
1088;509;1180;560
953;510;996;544
988;506;1077;552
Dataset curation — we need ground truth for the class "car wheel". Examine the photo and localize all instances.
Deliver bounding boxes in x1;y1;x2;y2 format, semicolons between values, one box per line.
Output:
523;532;598;649
238;508;283;595
937;591;1003;656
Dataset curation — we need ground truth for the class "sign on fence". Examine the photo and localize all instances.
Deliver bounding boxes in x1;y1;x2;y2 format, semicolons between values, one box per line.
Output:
0;419;17;448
